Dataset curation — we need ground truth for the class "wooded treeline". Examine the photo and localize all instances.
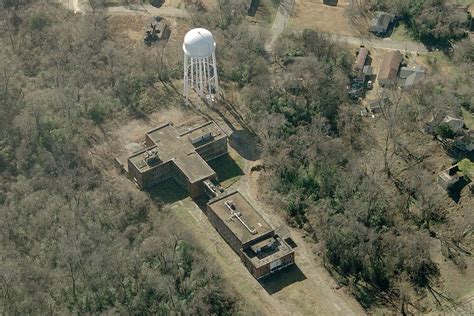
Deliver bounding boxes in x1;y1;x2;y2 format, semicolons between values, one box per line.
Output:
368;0;470;44
0;3;237;314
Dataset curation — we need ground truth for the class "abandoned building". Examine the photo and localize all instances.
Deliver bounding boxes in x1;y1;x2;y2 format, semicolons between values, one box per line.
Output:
127;121;227;198
207;191;295;279
438;164;462;190
369;11;393;35
457;130;474;152
378;51;402;87
442;115;465;133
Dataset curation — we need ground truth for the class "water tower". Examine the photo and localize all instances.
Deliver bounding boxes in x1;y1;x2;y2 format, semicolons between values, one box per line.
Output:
183;28;219;102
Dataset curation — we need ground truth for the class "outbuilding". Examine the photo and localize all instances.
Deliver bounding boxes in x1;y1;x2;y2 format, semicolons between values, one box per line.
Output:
369;12;394;35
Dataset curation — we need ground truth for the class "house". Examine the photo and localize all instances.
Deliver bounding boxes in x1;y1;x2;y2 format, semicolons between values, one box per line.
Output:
456;130;474;152
438;164;461;190
399;65;426;87
377;51;402;87
207;191;295;279
369;12;393;35
355;47;369;71
127;121;227;198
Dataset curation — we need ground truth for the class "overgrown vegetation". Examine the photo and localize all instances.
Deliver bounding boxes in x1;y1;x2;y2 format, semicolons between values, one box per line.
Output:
0;3;238;314
239;27;473;311
1;0;472;313
369;0;470;45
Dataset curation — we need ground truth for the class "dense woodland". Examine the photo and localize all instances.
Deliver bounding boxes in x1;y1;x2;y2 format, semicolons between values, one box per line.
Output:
0;0;472;314
362;0;471;44
0;4;237;314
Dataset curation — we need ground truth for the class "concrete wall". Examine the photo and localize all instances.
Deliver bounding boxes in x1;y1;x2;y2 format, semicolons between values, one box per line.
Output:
242;251;295;279
196;137;228;161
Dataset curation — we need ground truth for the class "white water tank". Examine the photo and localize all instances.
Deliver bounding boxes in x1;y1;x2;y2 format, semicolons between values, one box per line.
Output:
183;28;219;101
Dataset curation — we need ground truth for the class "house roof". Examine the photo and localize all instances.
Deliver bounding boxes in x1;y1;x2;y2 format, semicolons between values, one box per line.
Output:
404;73;423;86
378;51;402;82
369;12;393;33
400;65;425;78
355;47;368;70
363;65;373;75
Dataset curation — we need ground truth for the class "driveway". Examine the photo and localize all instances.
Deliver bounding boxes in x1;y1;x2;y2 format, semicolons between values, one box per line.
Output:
265;0;295;52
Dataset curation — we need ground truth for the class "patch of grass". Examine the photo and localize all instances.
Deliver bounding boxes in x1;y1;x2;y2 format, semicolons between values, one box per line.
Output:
391;23;412;41
102;0;124;6
455;0;474;5
462;108;474;130
207;154;245;187
149;178;188;204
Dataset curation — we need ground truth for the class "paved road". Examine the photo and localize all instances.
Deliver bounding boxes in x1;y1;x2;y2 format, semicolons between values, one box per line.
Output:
265;0;295;52
263;0;429;54
105;4;190;19
61;0;429;54
58;0;190;19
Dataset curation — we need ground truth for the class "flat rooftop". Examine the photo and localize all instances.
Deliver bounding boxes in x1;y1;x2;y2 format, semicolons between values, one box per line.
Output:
174;152;215;183
244;235;294;268
128;145;166;173
129;121;226;183
207;191;273;246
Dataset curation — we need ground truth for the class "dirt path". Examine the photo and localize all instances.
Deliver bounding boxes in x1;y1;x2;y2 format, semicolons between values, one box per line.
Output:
330;33;429;54
265;0;295;51
58;0;91;13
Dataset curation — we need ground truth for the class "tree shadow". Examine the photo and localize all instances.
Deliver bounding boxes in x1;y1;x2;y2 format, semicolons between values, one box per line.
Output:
229;130;261;161
148;178;189;204
247;0;260;17
207;154;244;183
448;177;471;203
258;264;307;295
149;0;165;8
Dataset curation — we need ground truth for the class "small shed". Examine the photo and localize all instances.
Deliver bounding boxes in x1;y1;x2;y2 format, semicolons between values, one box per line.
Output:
369;12;393;35
363;65;373;76
367;96;389;115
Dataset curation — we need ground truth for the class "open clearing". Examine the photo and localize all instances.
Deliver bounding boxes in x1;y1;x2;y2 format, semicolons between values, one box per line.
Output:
290;0;364;36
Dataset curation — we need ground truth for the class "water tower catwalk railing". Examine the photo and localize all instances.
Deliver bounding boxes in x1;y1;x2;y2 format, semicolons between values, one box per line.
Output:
183;28;219;102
